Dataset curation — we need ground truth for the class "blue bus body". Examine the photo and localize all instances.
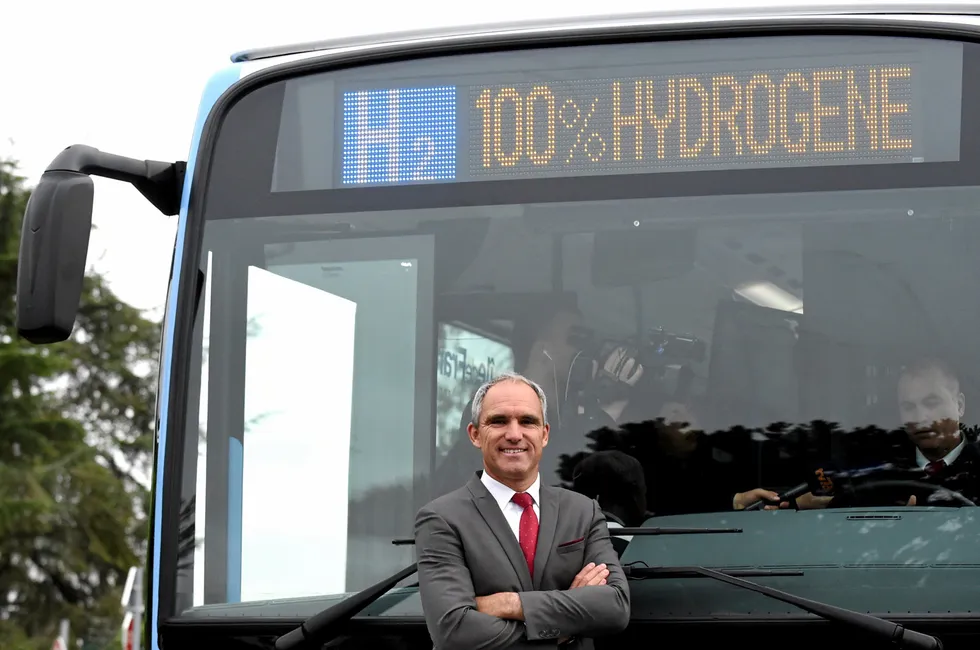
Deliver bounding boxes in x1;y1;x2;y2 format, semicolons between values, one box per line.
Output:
149;62;243;650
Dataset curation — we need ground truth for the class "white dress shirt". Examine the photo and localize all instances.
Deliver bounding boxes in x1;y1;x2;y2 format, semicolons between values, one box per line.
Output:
481;470;541;542
915;436;965;469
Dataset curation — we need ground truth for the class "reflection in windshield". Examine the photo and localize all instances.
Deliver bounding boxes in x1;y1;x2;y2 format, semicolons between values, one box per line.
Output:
177;193;980;619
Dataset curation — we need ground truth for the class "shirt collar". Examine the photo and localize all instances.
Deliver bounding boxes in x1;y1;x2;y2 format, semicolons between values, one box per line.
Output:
481;470;540;510
915;436;966;468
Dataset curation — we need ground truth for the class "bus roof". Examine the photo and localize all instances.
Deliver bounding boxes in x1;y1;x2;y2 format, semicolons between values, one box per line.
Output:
230;1;980;63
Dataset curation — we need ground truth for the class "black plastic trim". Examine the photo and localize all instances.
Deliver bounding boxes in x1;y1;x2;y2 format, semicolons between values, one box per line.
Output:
159;13;980;643
207;160;980;219
208;19;980;218
158;607;980;650
161;612;980;627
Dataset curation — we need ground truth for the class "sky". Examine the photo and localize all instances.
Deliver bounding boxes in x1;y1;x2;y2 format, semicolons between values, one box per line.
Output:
0;0;652;318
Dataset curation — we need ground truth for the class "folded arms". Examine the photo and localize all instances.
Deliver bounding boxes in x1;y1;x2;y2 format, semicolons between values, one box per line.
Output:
414;501;630;650
517;502;630;641
415;506;527;650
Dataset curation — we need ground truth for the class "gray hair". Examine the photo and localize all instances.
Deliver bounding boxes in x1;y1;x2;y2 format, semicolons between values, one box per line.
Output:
471;372;548;426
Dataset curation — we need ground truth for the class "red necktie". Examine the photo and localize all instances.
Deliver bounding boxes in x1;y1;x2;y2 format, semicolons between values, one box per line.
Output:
925;459;946;476
512;492;538;577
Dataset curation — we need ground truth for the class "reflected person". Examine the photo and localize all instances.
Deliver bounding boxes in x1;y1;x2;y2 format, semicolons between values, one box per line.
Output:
571;450;648;556
571;450;648;528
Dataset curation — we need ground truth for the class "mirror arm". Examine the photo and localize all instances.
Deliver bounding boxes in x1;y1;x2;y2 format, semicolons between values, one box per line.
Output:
47;145;186;216
16;145;187;345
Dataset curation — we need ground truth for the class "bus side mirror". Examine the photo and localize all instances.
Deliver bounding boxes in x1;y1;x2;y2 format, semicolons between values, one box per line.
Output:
15;144;186;344
17;170;95;343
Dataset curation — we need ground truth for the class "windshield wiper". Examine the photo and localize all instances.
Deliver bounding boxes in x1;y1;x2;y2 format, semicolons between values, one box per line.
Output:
276;528;746;650
390;526;742;545
627;565;941;650
275;563;417;650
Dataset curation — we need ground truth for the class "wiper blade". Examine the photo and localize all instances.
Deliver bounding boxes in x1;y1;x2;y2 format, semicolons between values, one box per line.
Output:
625;566;803;578
642;565;941;650
274;563;417;650
390;526;741;545
613;526;741;535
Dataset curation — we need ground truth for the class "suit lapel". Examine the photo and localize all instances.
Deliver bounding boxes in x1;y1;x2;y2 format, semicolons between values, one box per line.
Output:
467;472;533;590
532;485;559;589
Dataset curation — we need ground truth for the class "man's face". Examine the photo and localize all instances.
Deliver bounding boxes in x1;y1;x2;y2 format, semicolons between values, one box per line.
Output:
468;381;550;487
897;368;964;451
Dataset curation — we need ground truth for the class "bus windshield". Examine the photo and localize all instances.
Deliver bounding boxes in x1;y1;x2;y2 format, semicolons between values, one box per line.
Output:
171;32;980;622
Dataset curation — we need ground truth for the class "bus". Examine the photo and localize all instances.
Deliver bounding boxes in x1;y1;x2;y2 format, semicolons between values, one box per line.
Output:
16;3;980;649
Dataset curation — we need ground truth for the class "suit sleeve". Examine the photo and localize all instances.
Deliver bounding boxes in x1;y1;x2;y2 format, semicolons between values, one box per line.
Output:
415;505;528;650
518;500;631;640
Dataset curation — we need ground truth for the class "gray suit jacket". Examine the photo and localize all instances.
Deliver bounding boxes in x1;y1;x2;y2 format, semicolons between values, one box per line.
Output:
414;471;631;650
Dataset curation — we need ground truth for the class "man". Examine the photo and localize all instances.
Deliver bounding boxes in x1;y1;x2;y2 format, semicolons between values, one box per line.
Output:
415;372;631;650
870;357;980;506
898;357;969;471
799;357;980;509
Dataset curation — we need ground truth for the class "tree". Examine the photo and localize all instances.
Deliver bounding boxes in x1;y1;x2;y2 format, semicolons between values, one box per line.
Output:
0;158;160;649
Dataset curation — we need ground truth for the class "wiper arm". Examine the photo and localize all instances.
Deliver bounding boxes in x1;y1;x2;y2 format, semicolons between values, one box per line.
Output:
390;526;741;545
274;563;417;650
625;566;803;578
630;565;940;650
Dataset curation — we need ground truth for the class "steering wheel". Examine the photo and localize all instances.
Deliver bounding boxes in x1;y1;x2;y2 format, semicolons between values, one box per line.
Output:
840;479;976;507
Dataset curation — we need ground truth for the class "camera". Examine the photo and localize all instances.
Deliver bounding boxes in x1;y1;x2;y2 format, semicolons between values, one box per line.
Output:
569;325;705;369
566;325;706;406
638;327;706;367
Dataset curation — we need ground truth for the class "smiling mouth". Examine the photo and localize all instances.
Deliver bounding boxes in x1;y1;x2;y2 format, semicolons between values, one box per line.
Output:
501;449;527;455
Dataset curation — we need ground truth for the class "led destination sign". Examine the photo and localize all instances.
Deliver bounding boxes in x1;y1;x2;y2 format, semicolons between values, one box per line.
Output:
338;43;962;186
469;66;914;177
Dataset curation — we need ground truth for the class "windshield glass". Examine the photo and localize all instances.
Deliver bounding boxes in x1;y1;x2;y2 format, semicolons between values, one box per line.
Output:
170;32;980;623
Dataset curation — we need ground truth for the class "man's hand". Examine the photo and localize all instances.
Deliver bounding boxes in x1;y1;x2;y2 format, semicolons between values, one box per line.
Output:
474;592;524;620
569;562;608;588
557;563;609;644
734;488;790;510
474;563;611;640
795;492;833;509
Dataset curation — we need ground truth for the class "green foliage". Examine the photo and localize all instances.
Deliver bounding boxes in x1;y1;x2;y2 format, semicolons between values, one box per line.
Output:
0;158;160;648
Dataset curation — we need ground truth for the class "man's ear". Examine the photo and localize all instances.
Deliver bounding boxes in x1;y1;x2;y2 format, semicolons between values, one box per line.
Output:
541;422;550;447
467;422;481;448
958;392;966;419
